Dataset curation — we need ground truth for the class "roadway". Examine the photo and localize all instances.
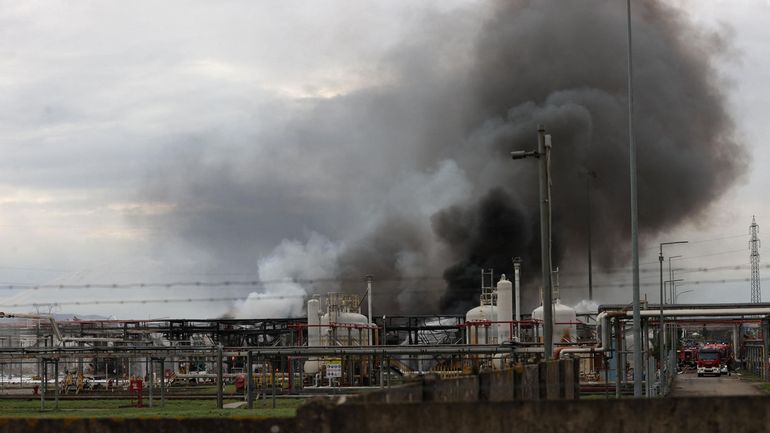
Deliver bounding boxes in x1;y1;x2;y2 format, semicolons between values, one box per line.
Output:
671;372;763;397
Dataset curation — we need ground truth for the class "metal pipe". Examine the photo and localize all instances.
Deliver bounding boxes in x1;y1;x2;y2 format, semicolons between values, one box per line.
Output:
514;258;522;339
367;276;373;346
538;127;554;359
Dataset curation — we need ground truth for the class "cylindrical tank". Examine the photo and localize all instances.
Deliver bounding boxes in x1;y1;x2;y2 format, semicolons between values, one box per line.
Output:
303;298;322;375
307;299;321;346
553;300;577;343
532;299;577;346
466;305;498;344
496;275;513;343
329;311;370;345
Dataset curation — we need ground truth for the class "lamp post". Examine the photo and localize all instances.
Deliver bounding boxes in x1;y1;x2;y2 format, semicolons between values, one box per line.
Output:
664;279;684;303
658;241;687;395
512;126;554;359
675;289;694;304
625;0;645;396
668;255;682;303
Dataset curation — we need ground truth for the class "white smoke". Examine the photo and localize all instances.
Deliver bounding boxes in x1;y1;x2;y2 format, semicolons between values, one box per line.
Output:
232;233;341;318
573;299;599;314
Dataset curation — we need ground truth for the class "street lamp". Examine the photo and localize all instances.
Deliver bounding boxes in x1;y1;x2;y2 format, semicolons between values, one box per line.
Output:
664;279;684;303
658;241;687;395
672;280;687;304
626;0;642;397
511;126;554;359
668;255;683;303
675;289;694;304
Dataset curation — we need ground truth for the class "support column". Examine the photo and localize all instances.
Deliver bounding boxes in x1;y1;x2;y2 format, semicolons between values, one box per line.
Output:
39;359;45;412
148;358;153;408
759;318;770;381
54;359;59;410
217;346;224;409
159;358;165;408
615;319;622;399
271;367;276;409
247;351;254;409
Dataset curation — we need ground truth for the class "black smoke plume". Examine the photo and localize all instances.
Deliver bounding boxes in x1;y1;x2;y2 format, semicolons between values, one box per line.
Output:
146;0;746;316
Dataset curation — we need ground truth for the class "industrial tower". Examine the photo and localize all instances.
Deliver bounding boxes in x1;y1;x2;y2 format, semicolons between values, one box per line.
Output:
750;216;761;303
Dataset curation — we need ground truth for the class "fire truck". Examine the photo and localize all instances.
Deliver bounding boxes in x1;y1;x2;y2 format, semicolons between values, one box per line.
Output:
697;343;733;377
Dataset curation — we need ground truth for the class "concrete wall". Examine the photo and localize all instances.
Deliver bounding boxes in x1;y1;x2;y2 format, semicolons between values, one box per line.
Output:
424;375;479;402
358;360;577;404
326;397;770;433
478;368;515;401
359;382;423;403
6;396;770;432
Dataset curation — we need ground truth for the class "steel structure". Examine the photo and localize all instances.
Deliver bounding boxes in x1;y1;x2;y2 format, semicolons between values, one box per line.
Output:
751;216;761;303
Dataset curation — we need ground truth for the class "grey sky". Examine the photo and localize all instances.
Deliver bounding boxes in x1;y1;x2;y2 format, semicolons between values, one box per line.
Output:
0;0;768;318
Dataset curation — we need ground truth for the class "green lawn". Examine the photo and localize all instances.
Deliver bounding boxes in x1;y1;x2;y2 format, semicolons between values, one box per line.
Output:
0;398;304;418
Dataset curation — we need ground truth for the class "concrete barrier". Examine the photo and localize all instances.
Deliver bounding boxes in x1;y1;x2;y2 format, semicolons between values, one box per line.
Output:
6;394;770;432
326;397;770;433
478;368;515;401
520;364;540;400
423;375;479;402
359;382;423;403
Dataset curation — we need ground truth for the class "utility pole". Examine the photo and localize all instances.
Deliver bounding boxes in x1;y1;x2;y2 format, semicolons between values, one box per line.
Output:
511;125;554;359
658;241;687;395
626;0;642;397
750;216;761;303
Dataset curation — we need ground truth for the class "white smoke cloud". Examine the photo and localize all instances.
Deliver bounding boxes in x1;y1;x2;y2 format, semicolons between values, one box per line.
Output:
573;299;599;314
232;233;340;318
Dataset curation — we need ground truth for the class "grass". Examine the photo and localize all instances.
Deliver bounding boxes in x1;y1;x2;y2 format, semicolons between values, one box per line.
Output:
0;398;305;418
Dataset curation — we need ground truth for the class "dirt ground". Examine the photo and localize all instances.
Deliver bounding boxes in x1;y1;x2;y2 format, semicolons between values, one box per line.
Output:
671;371;763;397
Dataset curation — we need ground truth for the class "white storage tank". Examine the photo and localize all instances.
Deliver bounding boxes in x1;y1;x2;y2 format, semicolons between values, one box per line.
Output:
325;310;370;345
532;299;577;345
319;293;371;347
466;304;498;344
496;275;513;343
303;298;322;375
553;300;577;343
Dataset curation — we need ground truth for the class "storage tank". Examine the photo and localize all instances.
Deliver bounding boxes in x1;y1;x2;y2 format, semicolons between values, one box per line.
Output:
303;298;322;375
325;311;370;345
320;293;370;346
496;275;513;343
466;304;498;344
532;299;577;345
553;300;577;343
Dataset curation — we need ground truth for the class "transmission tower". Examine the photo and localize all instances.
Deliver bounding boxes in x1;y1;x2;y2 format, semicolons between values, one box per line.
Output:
750;216;761;303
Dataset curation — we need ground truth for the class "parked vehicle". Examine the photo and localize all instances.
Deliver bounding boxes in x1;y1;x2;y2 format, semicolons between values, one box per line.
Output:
701;342;734;373
697;349;722;377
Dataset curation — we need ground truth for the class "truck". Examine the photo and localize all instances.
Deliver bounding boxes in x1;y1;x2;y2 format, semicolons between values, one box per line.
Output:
697;348;722;377
701;343;734;374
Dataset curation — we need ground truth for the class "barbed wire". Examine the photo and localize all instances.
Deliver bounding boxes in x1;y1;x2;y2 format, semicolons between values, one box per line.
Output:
0;260;763;291
1;276;769;309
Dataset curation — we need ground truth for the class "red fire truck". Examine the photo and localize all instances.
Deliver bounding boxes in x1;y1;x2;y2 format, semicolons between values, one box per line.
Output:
698;343;733;377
